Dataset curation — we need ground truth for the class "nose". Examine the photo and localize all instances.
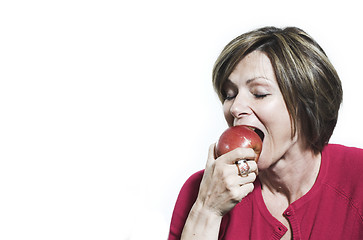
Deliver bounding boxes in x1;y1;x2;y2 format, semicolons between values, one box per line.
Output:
230;94;253;119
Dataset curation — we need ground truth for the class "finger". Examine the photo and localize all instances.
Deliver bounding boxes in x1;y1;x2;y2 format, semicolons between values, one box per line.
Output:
229;182;255;203
217;147;257;165
235;160;250;176
246;160;258;175
239;183;255;199
236;172;257;186
234;158;259;177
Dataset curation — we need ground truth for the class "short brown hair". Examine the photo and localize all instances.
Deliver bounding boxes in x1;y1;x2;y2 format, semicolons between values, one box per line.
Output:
212;26;343;153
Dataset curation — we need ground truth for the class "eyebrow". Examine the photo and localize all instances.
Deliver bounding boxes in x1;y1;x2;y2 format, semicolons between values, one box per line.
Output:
225;76;271;86
246;76;271;85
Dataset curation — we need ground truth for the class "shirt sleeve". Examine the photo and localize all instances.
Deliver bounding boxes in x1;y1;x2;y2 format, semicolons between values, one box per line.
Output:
168;170;204;240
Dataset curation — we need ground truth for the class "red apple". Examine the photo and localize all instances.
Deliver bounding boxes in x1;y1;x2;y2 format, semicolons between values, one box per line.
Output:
215;125;263;162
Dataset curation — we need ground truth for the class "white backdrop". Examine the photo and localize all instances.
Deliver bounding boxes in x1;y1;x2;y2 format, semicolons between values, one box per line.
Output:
1;0;362;239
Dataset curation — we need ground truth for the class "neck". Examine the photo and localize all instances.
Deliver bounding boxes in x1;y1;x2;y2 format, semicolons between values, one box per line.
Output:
259;145;321;204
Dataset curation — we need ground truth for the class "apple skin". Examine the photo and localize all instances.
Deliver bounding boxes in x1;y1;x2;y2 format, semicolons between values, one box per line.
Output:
215;125;263;162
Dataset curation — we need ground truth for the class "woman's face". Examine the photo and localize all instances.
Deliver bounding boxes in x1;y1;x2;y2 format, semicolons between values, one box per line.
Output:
222;50;297;169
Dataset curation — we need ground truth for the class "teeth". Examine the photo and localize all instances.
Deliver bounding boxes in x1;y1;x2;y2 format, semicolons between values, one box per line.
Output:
247;126;256;131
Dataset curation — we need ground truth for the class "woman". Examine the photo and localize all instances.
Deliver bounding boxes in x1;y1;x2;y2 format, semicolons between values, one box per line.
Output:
168;26;363;239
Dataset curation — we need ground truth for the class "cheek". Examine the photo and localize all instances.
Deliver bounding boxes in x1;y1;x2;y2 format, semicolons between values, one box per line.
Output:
257;99;293;165
263;99;293;145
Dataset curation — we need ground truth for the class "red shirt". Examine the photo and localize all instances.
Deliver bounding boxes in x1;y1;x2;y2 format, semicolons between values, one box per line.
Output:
168;144;363;239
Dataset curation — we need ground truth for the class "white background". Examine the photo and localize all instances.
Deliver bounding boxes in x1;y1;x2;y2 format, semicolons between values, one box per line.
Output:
1;0;362;239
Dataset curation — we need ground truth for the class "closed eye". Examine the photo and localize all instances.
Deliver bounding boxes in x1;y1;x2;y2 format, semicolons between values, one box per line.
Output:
224;94;237;101
221;79;238;101
222;88;238;101
253;93;269;99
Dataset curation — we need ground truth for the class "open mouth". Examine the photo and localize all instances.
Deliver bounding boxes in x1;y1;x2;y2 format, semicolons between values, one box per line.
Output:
254;128;265;142
247;126;265;142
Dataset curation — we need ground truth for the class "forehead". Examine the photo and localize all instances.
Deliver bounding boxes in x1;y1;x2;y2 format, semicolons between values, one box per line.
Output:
228;50;277;85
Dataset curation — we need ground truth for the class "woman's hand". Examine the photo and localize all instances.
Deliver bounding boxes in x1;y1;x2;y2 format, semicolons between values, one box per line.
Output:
196;143;258;216
180;144;258;240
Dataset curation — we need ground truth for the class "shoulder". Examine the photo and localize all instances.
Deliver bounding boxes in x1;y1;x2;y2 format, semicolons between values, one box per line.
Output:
323;143;363;157
176;170;204;202
322;144;363;172
169;170;204;239
322;143;363;168
183;170;205;189
174;170;204;211
322;144;363;218
322;143;363;179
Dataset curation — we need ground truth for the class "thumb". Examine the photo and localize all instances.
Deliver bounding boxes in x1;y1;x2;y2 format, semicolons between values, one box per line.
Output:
205;143;216;169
